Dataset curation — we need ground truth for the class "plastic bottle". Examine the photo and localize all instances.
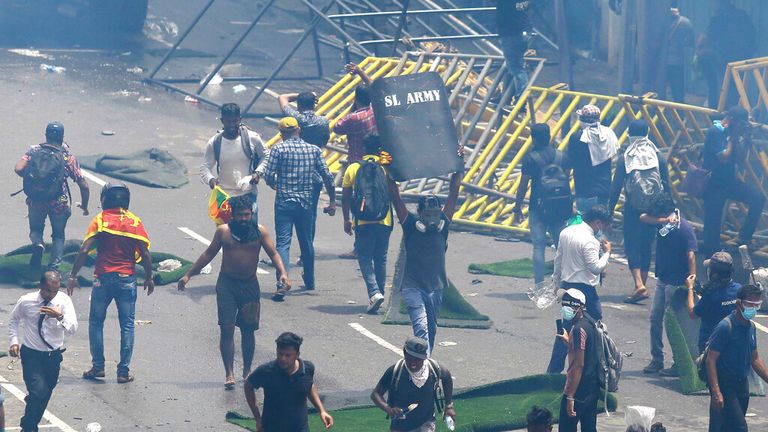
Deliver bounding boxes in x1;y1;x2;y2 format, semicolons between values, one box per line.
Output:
445;416;455;431
659;223;674;237
40;64;66;73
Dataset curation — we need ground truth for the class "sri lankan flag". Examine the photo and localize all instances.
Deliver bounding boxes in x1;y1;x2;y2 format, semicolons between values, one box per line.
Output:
209;185;231;226
84;208;151;262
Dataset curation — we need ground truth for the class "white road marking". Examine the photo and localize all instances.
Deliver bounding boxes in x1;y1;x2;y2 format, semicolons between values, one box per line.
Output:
348;323;403;357
81;169;106;187
0;374;78;432
177;227;269;275
754;320;768;335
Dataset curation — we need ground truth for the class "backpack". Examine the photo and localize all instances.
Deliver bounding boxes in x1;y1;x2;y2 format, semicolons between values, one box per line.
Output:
585;314;622;396
530;151;572;224
624;167;663;211
23;144;68;202
696;316;734;383
388;358;445;414
351;158;390;222
300;123;330;148
213;125;259;174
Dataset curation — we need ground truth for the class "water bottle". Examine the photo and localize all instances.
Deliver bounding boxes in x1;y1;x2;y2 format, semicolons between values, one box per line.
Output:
659;223;674;237
445;416;455;431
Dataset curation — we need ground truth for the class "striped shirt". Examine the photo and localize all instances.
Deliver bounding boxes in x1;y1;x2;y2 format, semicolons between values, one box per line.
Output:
264;137;333;209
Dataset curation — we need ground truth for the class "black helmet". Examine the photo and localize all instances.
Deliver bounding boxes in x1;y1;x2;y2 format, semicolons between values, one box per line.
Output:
101;182;130;210
45;121;64;144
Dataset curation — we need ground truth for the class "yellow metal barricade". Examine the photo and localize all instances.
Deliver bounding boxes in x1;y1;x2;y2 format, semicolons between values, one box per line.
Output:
718;56;768;120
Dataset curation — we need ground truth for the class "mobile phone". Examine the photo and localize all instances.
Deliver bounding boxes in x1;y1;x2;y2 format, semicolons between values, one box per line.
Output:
556;319;564;336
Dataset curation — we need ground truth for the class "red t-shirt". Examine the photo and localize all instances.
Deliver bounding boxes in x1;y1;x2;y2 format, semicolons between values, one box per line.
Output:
95;233;138;276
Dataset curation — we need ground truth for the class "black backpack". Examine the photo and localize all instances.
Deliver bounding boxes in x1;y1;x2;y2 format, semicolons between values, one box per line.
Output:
23;144;68;201
624;166;663;211
530;150;572;224
352;158;390;222
213;125;259;174
300;123;330;148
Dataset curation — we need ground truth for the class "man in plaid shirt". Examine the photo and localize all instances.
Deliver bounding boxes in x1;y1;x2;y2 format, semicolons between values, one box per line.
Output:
333;63;378;164
264;117;336;293
14;122;90;271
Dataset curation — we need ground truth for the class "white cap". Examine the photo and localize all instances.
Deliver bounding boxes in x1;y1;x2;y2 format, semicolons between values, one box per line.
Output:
560;288;586;306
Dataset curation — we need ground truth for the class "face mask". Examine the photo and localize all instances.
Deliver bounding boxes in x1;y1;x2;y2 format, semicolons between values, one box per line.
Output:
416;208;444;233
742;306;758;321
229;219;258;243
561;305;576;322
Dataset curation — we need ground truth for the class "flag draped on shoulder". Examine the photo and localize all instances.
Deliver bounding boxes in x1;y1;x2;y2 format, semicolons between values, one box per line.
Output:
208;185;232;225
84;208;151;261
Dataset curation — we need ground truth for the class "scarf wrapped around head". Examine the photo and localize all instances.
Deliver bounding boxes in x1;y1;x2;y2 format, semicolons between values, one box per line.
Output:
624;136;659;173
579;122;619;166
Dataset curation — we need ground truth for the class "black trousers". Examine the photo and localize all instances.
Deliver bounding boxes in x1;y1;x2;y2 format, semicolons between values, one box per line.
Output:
558;391;598;432
709;376;749;432
20;345;63;432
702;180;765;256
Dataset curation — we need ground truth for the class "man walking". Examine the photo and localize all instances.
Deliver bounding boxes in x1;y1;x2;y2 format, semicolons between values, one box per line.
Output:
244;332;333;432
10;270;77;432
371;337;456;432
514;123;572;284
264;117;336;291
342;134;392;313
657;5;694;102
67;183;152;384
567;105;618;213
389;166;462;355
334;63;377;164
200;103;269;223
558;289;601;432
496;0;536;102
639;193;697;376
547;205;611;373
702;106;765;255
14;122;90;271
706;284;768;432
178;195;290;388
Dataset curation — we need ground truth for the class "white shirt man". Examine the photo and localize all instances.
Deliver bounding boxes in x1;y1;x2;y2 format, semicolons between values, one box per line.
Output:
9;271;77;431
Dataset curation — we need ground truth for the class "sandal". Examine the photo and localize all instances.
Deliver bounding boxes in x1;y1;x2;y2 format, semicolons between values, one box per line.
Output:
82;368;105;380
624;288;650;304
224;379;236;390
117;374;135;384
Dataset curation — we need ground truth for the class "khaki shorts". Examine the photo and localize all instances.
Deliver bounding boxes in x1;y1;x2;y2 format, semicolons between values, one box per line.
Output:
216;273;261;330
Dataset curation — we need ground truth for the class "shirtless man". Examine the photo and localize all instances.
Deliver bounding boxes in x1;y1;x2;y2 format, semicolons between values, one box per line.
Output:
178;195;290;389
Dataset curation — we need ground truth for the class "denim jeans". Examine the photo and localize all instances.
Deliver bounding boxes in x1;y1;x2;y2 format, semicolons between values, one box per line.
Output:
650;281;678;364
529;210;565;284
28;205;71;270
89;273;137;375
703;180;765;256
274;200;315;288
309;182;322;243
354;223;391;298
546;282;602;373
402;287;443;356
499;35;529;100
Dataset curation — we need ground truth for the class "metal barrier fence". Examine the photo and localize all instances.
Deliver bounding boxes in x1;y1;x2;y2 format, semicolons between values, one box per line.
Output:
718;56;768;123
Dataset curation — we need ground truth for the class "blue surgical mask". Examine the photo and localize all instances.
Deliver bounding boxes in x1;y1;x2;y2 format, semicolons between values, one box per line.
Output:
742;307;758;320
561;306;576;322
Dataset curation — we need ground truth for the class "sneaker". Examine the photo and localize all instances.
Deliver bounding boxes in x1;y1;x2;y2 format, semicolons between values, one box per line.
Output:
642;361;663;374
366;292;385;314
117;374;135;384
29;244;44;269
659;364;679;377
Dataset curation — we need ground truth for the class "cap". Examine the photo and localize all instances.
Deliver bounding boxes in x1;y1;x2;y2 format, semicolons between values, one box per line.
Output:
278;117;299;131
727;106;749;123
404;336;429;360
704;251;733;268
576;105;601;123
45;122;64;142
561;288;586;308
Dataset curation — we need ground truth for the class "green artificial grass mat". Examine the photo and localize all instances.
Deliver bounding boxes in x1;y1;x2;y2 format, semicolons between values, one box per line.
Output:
468;258;553;279
0;241;192;287
383;238;490;329
226;374;617;432
665;308;707;394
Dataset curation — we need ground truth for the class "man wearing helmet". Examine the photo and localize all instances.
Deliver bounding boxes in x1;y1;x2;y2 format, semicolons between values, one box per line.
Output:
67;182;153;384
14;122;90;271
388;160;463;356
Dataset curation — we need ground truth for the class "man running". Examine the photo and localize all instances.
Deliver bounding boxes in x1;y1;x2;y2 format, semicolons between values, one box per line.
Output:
178;195;290;389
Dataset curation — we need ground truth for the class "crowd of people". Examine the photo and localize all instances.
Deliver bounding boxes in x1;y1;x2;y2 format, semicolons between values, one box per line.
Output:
4;47;768;432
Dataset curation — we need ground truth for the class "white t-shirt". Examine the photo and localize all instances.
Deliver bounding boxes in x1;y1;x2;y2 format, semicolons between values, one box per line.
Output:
199;130;268;197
